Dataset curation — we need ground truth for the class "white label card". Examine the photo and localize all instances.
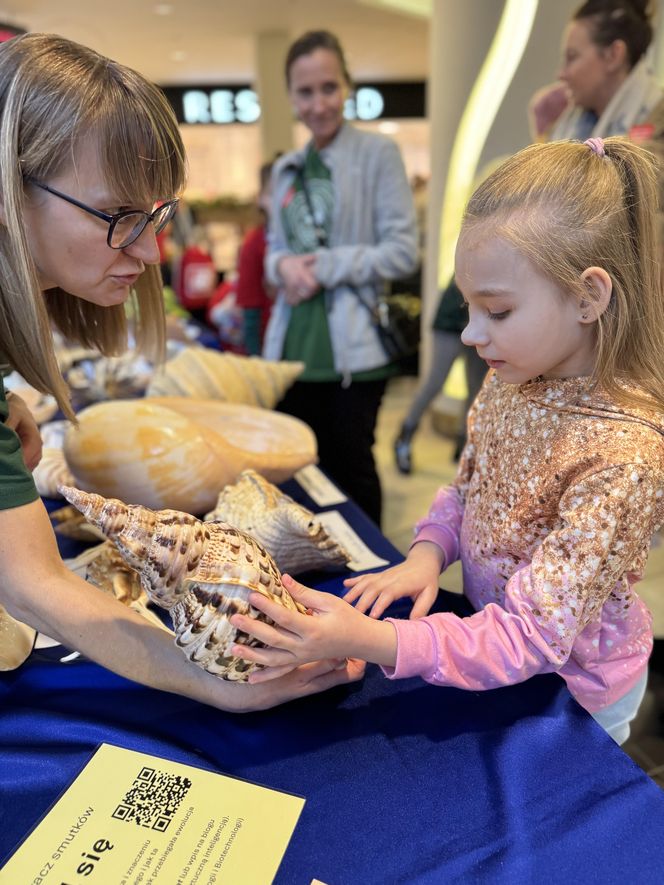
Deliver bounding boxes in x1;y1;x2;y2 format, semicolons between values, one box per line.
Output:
317;511;390;572
294;465;348;507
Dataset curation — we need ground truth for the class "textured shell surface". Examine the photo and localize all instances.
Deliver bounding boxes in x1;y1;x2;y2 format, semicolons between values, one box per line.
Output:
33;447;75;499
59;485;306;681
63;397;317;513
146;348;304;408
205;470;351;575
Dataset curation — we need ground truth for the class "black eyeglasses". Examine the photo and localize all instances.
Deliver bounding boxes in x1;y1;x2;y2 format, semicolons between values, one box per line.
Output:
27;179;179;250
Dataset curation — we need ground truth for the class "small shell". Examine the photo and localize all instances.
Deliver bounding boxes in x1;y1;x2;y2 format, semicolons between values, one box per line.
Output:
0;605;36;671
60;485;307;681
205;470;351;574
146;349;304;408
33;448;75;499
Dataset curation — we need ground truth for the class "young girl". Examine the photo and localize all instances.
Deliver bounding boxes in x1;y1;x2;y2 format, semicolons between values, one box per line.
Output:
231;136;664;744
0;33;361;711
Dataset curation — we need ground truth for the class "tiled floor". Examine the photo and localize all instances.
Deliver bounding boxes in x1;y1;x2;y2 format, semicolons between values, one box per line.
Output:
376;374;664;787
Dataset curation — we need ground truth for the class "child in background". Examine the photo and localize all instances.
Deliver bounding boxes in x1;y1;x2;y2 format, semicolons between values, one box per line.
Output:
230;137;664;745
235;160;275;355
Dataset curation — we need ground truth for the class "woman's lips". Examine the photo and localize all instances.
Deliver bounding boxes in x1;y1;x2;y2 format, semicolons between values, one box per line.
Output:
484;359;506;368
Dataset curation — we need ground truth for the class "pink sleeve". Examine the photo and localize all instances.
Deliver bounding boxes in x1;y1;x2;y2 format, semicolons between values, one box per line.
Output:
383;463;662;690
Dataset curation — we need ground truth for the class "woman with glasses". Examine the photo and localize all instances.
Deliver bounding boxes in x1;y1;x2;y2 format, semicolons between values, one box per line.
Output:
0;33;361;709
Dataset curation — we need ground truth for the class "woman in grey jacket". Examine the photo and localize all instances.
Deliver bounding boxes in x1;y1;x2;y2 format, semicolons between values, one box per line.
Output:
263;30;418;526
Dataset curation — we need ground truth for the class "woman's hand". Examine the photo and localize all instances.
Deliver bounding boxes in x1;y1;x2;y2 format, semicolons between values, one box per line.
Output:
528;82;570;138
5;392;43;471
230;657;366;711
278;254;319;305
343;542;443;619
228;575;398;683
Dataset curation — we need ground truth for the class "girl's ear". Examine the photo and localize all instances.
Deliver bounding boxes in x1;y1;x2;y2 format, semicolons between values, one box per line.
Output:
579;266;612;323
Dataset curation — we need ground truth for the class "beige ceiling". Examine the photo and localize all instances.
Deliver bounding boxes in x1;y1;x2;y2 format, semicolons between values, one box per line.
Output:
2;0;430;85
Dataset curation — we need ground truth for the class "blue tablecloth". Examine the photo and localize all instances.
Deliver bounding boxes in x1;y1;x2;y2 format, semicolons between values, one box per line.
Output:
1;482;664;883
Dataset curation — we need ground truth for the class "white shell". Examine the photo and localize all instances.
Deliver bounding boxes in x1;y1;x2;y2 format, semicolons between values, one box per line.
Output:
205;470;350;575
63;397;317;514
33;448;75;499
0;605;35;671
146;349;304;408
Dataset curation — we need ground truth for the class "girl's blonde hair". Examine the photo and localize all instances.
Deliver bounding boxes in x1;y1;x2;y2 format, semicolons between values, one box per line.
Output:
0;33;186;420
462;137;664;413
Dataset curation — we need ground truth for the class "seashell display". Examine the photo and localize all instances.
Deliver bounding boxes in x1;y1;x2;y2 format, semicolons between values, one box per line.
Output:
146;348;304;408
65;542;169;632
0;605;36;671
60;485;307;682
63;397;317;514
50;504;107;542
205;470;351;575
65;352;154;404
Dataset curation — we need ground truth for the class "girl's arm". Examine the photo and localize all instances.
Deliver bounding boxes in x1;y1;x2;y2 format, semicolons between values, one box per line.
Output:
313;139;419;289
0;499;363;711
232;462;661;690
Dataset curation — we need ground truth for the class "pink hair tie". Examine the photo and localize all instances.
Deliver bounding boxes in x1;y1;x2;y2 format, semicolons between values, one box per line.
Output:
584;137;606;157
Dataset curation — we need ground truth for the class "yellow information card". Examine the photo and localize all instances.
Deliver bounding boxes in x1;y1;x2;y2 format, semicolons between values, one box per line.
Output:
0;743;304;885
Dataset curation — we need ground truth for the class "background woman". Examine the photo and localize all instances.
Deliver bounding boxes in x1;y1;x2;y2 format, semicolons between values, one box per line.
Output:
263;30;419;526
0;33;361;711
530;0;661;142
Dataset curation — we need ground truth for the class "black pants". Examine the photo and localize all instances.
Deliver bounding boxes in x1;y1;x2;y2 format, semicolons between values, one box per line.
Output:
277;379;387;527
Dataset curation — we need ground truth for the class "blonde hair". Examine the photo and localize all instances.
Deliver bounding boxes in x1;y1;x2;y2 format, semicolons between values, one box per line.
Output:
0;33;186;420
462;137;664;414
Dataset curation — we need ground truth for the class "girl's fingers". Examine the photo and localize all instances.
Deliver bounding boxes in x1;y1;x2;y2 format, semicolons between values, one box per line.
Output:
232;643;293;668
410;588;436;620
230;612;295;648
246;591;302;631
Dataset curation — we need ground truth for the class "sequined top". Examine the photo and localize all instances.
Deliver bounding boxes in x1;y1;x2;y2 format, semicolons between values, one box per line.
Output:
384;372;664;713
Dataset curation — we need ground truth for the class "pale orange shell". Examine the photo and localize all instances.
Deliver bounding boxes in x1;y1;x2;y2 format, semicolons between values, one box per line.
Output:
60;485;306;681
63;398;317;513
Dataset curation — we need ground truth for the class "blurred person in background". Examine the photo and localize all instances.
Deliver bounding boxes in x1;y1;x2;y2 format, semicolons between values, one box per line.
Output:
529;0;661;142
263;30;418;526
235;159;276;355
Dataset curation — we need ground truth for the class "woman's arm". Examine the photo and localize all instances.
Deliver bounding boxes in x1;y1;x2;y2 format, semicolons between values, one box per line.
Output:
0;499;363;711
313;138;419;289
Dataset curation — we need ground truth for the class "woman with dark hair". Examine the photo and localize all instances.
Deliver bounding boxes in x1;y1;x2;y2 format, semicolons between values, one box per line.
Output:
530;0;662;142
263;30;419;526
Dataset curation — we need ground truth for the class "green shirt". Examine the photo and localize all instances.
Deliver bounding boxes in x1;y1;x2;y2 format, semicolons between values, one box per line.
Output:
280;147;396;383
0;377;39;509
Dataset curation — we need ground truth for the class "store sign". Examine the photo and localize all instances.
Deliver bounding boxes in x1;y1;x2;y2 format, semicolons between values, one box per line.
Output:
162;82;425;124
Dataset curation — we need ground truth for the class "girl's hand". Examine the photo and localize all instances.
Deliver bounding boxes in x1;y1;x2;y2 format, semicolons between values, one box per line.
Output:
5;392;43;471
343;542;443;619
228;575;397;683
278;254;319;304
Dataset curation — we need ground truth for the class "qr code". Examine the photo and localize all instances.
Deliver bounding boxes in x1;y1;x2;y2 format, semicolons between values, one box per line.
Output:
111;767;192;832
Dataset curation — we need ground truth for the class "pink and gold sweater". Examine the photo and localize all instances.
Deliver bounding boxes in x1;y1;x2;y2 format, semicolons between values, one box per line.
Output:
383;373;664;712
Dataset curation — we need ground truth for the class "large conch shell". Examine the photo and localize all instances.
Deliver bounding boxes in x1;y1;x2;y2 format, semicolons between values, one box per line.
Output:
63;397;317;514
146;349;304;408
60;485;307;681
205;470;351;575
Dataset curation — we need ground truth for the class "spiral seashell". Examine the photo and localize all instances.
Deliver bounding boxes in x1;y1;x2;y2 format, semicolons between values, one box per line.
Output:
33;448;75;499
205;470;351;575
59;485;307;681
63;398;317;514
146;349;304;408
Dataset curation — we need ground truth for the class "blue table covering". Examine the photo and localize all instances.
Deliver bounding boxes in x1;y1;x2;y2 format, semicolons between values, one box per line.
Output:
1;481;664;883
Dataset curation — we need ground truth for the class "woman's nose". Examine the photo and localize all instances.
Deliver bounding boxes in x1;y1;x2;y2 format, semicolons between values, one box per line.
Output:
124;223;161;265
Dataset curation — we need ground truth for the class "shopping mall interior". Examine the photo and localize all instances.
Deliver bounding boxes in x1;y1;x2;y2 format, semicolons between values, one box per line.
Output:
1;3;664;879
